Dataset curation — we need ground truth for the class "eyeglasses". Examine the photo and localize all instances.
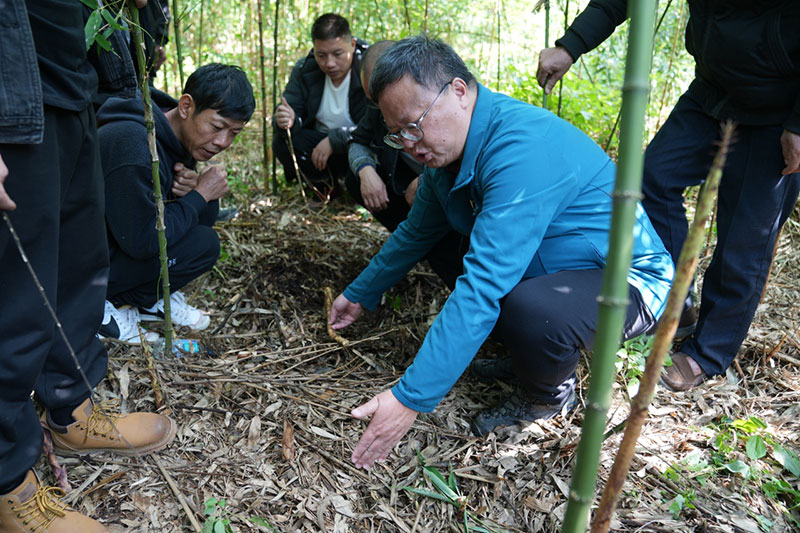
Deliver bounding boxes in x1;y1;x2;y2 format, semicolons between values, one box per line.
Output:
384;81;452;149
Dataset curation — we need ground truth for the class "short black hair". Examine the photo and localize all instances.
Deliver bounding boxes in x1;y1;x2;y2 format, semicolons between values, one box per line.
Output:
311;13;351;42
370;35;476;104
183;63;255;121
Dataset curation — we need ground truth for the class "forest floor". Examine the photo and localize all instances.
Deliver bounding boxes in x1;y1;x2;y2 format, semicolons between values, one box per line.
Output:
45;184;800;533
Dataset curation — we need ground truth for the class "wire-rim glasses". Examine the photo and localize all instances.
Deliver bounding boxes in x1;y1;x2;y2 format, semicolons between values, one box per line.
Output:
383;81;452;149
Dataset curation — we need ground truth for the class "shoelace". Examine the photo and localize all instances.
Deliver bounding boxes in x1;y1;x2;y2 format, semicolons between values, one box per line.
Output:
83;399;122;444
13;485;67;531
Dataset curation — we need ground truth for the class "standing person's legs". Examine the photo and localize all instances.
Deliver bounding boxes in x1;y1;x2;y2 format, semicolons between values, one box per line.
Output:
679;124;800;376
641;90;722;264
471;269;656;435
0;107;107;491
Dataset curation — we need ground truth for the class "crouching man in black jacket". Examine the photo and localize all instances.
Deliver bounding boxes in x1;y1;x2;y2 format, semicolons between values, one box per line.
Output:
97;63;255;342
272;13;368;197
536;0;800;390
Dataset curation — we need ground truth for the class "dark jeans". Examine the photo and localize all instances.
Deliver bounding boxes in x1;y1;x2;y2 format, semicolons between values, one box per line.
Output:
345;164;469;291
641;88;800;376
497;269;656;405
107;208;220;309
273;128;349;187
0;106;109;488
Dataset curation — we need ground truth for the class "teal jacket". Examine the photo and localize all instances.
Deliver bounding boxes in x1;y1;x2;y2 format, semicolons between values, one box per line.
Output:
344;84;673;413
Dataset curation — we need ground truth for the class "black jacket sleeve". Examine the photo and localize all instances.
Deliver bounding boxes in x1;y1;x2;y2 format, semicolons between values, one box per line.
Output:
555;0;629;61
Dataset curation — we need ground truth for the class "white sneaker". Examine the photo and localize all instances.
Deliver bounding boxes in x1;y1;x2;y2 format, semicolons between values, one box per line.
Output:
98;300;162;344
139;292;211;330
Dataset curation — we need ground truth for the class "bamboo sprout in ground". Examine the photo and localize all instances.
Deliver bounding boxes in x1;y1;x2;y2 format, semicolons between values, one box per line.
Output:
561;1;658;531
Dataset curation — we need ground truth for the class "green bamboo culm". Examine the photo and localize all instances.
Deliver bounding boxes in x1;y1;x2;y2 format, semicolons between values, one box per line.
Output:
543;0;550;109
271;0;280;193
127;1;174;355
171;0;185;89
257;0;269;191
591;122;735;532
561;1;658;532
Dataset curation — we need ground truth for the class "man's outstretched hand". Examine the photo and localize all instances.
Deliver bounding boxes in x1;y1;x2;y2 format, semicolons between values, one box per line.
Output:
329;293;363;330
351;389;418;469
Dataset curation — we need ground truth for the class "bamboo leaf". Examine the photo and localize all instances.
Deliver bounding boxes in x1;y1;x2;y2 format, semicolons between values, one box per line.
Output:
400;486;453;503
84;10;103;50
424;466;459;501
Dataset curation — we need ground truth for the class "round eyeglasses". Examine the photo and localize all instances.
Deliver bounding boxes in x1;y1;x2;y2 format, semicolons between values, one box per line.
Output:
384;81;452;149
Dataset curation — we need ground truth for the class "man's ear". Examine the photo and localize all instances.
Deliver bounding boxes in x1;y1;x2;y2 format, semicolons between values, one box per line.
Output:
451;78;471;108
350;37;357;51
177;94;195;120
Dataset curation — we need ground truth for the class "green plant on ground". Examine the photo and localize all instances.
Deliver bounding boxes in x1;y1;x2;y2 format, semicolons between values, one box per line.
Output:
614;334;655;397
401;452;508;533
202;497;277;532
663;416;800;530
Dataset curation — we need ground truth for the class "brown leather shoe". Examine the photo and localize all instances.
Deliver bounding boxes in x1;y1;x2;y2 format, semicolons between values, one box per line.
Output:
44;398;176;456
661;351;708;391
0;470;108;532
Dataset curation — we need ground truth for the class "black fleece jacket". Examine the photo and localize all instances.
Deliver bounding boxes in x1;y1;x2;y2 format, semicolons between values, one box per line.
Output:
97;89;217;261
556;0;800;131
273;39;369;153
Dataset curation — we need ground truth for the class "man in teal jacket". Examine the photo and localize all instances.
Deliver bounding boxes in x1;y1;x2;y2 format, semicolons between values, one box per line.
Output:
329;36;673;469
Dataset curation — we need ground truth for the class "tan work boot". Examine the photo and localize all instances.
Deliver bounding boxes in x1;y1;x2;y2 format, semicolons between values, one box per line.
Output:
0;470;108;532
44;398;176;456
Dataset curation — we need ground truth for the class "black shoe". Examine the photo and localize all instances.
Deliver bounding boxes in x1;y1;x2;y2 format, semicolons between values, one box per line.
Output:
470;356;517;384
471;389;577;437
675;304;698;339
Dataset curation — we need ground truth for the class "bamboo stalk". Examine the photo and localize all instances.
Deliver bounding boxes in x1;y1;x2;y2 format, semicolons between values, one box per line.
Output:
171;0;185;88
271;0;280;193
556;0;570;117
128;2;174;355
543;0;550;109
257;0;269;191
196;0;204;66
561;1;658;531
591;122;735;533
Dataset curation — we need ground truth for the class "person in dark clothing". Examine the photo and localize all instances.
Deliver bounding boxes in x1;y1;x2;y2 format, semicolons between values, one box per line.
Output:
536;0;800;390
0;1;176;529
272;13;368;194
97;63;255;342
345;40;468;290
134;0;170;81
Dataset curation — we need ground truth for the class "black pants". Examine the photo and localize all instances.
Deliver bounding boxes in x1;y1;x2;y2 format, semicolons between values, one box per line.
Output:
344;165;469;291
0;107;109;488
273;128;349;187
497;269;656;405
107;207;220;309
641;88;800;376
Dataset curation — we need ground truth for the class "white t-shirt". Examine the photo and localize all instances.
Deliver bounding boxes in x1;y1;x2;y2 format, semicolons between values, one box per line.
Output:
315;71;355;133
